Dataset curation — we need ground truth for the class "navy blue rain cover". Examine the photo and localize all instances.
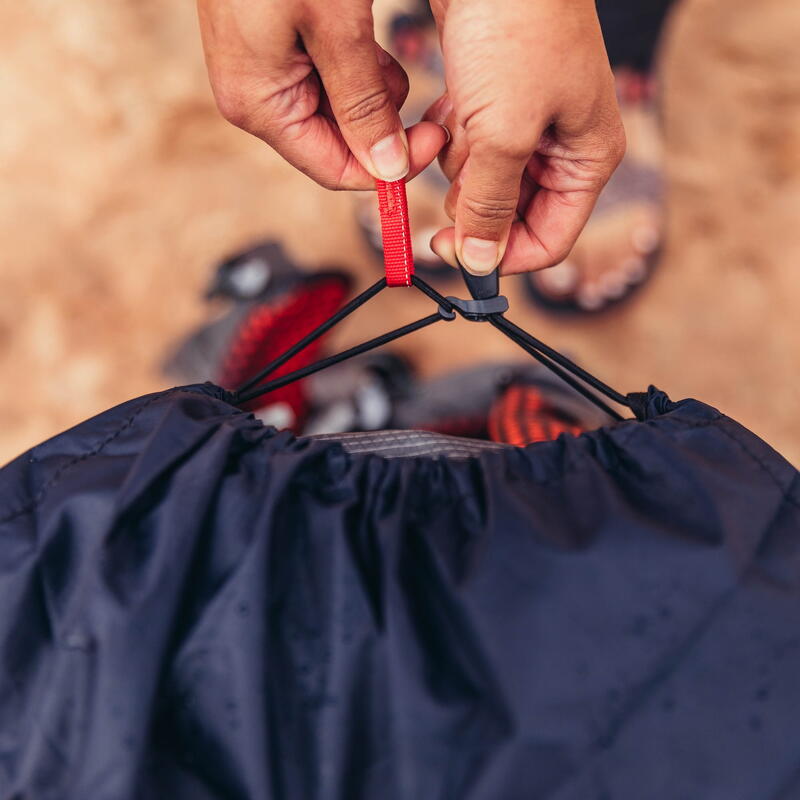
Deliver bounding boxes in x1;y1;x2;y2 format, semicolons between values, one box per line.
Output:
1;383;799;800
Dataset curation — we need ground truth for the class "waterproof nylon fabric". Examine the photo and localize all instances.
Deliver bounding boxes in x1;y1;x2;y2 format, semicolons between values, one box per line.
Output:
1;383;799;800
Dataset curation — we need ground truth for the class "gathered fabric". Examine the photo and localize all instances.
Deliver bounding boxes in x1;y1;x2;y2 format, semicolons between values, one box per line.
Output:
1;383;799;800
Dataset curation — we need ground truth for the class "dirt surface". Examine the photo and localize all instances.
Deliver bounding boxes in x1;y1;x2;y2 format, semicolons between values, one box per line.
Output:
2;0;799;466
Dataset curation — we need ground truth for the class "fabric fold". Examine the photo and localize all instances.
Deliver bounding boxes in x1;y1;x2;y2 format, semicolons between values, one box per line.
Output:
0;383;798;800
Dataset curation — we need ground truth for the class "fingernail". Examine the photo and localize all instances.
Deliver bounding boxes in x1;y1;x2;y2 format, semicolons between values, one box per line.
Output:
370;132;409;181
460;237;498;275
439;124;451;145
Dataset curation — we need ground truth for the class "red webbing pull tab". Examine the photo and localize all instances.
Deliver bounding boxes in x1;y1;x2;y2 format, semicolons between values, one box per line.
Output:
376;179;414;287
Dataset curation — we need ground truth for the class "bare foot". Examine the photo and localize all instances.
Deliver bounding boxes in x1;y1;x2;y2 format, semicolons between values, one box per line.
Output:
528;70;663;312
532;201;661;311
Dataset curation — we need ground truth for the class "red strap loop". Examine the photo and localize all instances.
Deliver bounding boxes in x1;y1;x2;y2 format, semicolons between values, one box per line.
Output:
376;179;414;287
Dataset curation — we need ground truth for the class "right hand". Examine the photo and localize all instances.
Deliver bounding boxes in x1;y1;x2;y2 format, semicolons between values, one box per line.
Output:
197;0;448;190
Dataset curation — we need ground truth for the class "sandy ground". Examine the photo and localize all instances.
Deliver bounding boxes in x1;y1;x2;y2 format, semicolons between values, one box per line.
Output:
1;0;799;466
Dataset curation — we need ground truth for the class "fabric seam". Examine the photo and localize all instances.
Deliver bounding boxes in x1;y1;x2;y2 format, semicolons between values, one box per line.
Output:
0;389;183;526
714;420;800;512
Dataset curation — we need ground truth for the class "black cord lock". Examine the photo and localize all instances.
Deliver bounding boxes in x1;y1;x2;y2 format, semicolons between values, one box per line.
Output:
439;265;509;321
440;294;509;321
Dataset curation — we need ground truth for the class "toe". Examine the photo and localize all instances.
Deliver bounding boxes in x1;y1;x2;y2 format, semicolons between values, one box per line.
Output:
536;260;580;296
577;283;605;311
631;223;660;255
598;270;629;300
622;255;648;284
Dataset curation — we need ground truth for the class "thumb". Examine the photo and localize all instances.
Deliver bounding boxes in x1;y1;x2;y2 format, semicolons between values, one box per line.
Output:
455;142;528;275
306;22;409;182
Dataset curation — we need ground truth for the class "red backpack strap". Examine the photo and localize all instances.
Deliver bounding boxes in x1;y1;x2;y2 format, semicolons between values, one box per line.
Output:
376;179;414;287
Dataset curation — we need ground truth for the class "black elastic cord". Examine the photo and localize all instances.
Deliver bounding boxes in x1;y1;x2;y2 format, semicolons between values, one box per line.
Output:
233;272;631;422
489;316;625;421
235;277;387;396
414;275;628;417
494;316;630;408
410;275;454;313
235;312;444;405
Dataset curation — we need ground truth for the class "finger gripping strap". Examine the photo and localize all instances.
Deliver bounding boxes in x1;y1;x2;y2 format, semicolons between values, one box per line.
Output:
376;179;414;287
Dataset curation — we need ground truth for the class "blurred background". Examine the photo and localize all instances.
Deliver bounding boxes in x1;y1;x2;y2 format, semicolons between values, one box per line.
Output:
2;0;799;465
